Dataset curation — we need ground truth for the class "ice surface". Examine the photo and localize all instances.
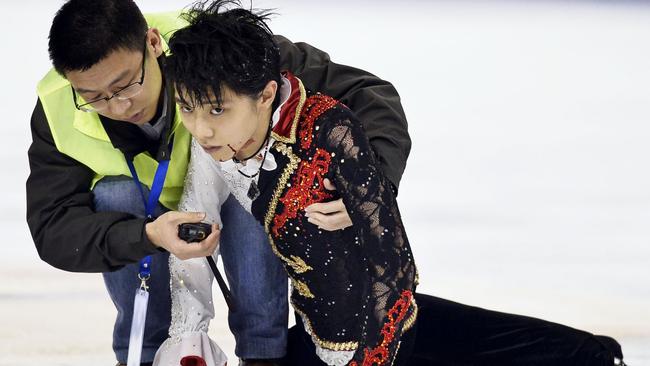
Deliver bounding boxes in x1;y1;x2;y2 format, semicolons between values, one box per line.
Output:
1;0;648;364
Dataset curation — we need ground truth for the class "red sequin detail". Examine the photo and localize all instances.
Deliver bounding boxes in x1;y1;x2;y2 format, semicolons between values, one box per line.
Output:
349;290;414;366
272;148;333;236
299;94;338;150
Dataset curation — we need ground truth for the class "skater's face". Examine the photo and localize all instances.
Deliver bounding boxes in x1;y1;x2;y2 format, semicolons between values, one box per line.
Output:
66;29;165;125
176;81;277;162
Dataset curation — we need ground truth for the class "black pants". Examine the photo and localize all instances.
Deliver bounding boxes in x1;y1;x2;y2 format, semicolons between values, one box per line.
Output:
284;293;623;366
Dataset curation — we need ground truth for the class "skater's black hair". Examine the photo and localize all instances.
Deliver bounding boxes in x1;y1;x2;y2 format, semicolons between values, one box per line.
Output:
165;0;281;108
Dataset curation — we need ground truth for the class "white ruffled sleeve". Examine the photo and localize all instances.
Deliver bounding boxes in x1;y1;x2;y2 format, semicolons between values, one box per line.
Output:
154;139;230;366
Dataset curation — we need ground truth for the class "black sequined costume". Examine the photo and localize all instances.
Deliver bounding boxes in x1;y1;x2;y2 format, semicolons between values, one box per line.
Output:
241;72;417;365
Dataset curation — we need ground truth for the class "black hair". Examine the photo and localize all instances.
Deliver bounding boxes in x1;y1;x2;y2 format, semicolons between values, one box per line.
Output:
165;0;281;108
48;0;148;75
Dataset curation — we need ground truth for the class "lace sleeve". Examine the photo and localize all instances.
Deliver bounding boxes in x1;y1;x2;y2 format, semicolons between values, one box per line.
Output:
178;139;230;225
167;138;230;338
319;106;417;346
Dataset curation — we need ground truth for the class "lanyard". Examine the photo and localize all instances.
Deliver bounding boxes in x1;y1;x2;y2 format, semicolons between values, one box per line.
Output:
125;142;173;283
125;137;173;366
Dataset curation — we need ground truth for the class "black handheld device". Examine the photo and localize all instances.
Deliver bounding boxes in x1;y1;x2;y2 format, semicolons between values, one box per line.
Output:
177;222;237;312
178;222;212;242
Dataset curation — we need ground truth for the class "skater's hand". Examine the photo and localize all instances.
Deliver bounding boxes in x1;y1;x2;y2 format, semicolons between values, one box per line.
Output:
305;178;353;231
146;211;220;260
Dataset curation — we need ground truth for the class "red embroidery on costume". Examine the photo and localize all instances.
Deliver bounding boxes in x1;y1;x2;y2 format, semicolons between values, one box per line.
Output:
299;95;338;150
272;148;333;236
349;290;414;366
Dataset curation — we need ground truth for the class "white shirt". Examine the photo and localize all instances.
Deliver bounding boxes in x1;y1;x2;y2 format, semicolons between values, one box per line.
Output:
152;75;299;366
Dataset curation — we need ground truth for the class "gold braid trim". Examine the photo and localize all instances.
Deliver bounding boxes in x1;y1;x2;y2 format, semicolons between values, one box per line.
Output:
292;278;315;299
292;301;360;352
264;143;299;231
262;143;312;274
288;255;312;274
402;296;418;332
265;233;313;274
271;78;306;144
290;299;416;354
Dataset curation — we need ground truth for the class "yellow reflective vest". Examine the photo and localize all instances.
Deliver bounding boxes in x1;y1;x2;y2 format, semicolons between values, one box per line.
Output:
36;12;189;210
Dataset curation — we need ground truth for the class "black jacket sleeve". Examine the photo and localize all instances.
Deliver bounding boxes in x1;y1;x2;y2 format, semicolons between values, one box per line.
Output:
275;35;411;190
26;99;160;273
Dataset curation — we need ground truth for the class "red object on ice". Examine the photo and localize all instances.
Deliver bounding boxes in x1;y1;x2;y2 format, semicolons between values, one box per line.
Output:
180;355;208;366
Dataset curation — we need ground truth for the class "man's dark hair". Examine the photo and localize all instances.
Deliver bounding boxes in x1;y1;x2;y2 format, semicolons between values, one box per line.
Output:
48;0;148;75
165;0;281;108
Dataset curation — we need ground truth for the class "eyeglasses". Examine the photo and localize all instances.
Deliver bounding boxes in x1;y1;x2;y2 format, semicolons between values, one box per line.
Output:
72;37;147;113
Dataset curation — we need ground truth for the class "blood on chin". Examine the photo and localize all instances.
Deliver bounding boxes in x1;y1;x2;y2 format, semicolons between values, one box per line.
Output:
210;138;255;162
